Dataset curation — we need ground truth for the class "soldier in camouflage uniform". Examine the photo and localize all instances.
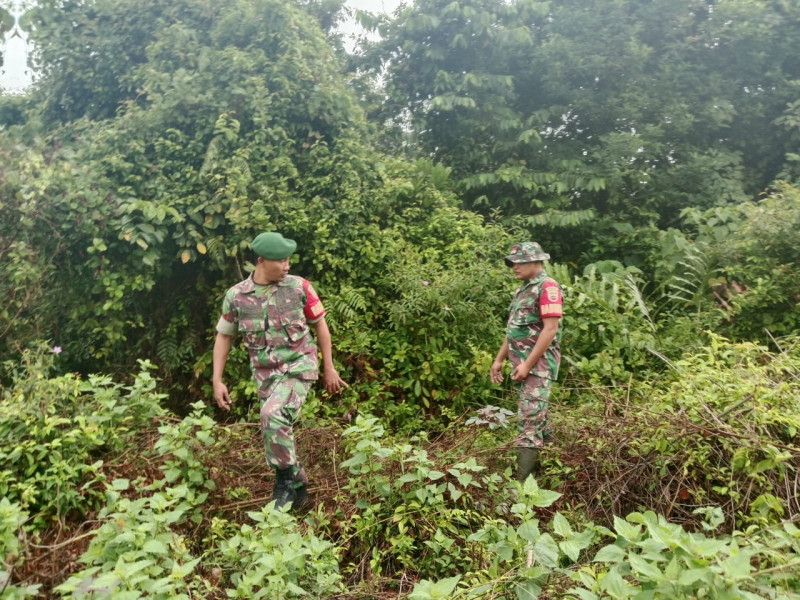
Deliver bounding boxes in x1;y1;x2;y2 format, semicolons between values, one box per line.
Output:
490;242;563;482
212;232;347;510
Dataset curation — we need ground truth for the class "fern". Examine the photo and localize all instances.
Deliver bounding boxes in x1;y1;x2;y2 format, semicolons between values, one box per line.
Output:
199;135;224;176
230;154;252;186
327;286;371;325
625;273;656;333
663;243;714;307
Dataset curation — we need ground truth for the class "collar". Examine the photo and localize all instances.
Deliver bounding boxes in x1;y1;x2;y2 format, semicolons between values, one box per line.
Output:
240;274;287;294
524;270;547;285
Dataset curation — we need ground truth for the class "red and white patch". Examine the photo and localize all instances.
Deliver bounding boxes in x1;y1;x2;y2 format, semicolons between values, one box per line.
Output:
303;279;326;320
308;301;325;319
540;281;563;318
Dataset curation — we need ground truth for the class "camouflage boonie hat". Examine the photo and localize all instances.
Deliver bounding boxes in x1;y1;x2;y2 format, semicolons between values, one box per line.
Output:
251;232;297;260
504;242;550;266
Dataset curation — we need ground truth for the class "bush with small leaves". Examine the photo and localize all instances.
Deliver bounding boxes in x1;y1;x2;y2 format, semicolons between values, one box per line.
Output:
0;344;165;527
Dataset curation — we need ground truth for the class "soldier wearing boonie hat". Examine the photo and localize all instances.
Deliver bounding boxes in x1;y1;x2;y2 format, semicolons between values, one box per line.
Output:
504;241;550;266
490;241;563;483
212;231;348;512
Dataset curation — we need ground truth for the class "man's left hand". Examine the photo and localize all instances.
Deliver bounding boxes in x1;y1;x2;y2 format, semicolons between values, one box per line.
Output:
323;368;348;394
510;364;530;382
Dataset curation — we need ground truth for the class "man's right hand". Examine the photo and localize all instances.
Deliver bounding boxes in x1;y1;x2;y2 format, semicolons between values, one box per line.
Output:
214;380;232;411
489;360;504;384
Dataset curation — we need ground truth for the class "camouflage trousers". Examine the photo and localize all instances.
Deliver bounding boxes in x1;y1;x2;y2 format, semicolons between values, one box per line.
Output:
258;376;311;485
515;374;552;449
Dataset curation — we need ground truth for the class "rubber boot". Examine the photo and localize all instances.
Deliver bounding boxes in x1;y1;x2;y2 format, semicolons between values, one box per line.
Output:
292;483;313;513
517;448;540;483
272;468;296;510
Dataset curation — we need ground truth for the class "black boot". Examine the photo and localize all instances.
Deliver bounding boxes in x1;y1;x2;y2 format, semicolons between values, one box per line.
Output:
517;448;540;483
292;484;313;513
272;468;296;510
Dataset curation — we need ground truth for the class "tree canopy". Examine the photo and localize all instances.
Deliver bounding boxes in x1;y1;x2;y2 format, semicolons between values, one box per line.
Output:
357;0;800;264
1;1;800;597
1;0;798;402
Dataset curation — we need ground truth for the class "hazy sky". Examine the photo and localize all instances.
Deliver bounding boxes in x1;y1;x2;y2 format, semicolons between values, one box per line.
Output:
338;0;404;52
0;0;34;92
346;0;403;11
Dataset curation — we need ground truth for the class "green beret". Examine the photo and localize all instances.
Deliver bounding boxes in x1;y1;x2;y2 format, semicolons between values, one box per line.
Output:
251;232;297;260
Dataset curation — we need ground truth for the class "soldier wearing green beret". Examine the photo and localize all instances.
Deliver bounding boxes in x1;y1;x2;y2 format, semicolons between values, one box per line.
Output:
490;242;563;482
212;232;347;510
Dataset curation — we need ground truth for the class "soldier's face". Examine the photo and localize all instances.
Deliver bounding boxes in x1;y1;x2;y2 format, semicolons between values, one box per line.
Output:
257;256;291;282
512;261;542;281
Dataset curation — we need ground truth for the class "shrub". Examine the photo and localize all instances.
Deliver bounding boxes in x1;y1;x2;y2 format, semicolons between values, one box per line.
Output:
0;343;165;528
0;498;40;599
210;507;344;598
548;333;800;530
54;482;204;599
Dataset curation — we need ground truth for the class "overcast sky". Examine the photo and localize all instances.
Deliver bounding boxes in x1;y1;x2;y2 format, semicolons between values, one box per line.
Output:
338;0;405;52
0;0;34;92
346;0;402;11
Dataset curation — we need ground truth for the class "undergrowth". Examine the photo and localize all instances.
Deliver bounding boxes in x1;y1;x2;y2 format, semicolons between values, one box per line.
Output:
1;336;798;598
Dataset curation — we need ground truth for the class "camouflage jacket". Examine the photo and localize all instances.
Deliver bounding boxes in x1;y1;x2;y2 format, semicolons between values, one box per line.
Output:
506;270;563;380
217;274;325;383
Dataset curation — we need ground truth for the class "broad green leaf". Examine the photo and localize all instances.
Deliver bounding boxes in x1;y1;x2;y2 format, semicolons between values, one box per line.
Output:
594;544;626;563
409;575;461;599
614;516;643;542
533;533;559;568
677;568;709;586
599;567;637;599
515;578;541;600
529;488;562;508
560;530;594;562
111;478;130;491
567;589;600;600
720;550;753;580
518;520;540;542
627;554;664;582
142;539;169;555
553;512;573;537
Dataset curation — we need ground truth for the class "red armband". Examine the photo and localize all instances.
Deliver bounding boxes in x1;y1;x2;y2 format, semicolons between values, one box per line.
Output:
540;280;563;318
302;279;326;321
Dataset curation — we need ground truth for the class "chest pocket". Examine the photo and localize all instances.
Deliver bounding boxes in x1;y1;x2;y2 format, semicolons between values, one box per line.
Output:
274;286;309;343
238;307;268;349
509;285;542;328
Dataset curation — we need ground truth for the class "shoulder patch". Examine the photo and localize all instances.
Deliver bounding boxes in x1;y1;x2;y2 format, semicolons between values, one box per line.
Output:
546;286;559;302
308;302;324;318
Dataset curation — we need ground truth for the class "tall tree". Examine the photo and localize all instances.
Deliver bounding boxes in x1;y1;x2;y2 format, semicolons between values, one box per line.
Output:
4;0;384;369
1;0;514;417
359;0;800;265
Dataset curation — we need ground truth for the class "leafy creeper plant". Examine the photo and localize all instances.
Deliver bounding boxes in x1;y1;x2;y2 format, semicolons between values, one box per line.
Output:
211;506;344;599
54;480;203;600
0;345;165;528
570;510;800;599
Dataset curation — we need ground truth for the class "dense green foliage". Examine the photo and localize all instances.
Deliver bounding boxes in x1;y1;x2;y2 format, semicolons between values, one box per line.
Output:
357;0;800;265
0;344;165;528
1;338;798;598
1;0;799;596
2;0;798;388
